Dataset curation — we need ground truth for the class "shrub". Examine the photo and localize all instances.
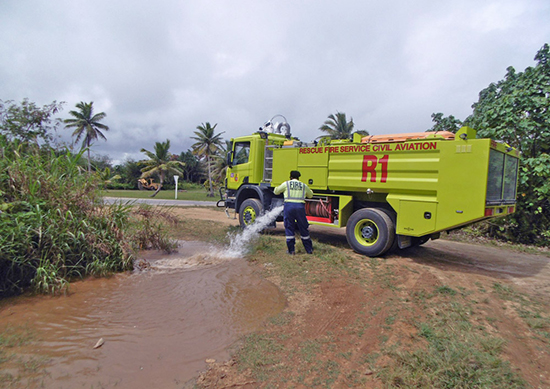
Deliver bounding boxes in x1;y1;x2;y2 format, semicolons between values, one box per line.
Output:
0;138;174;297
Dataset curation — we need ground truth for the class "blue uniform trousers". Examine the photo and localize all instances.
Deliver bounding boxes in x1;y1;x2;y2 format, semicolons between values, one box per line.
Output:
284;202;313;254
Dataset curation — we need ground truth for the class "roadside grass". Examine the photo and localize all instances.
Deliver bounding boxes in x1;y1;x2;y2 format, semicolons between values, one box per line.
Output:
491;282;550;347
237;333;284;381
168;216;237;244
103;188;218;202
0;324;35;350
248;234;363;297
0;144;134;296
125;204;180;253
379;287;527;388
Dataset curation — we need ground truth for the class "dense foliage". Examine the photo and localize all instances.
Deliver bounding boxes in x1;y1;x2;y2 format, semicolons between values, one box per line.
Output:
113;158;143;189
465;44;550;245
0;99;64;145
0;138;130;296
427;112;463;133
177;150;202;182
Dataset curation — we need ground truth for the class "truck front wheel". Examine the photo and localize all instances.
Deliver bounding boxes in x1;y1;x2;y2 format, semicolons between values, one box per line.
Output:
346;208;395;257
239;198;263;229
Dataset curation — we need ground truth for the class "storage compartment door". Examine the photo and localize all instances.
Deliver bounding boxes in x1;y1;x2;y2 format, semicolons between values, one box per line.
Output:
397;201;437;236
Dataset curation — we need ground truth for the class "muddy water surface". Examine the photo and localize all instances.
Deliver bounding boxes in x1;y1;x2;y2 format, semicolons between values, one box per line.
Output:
0;241;286;388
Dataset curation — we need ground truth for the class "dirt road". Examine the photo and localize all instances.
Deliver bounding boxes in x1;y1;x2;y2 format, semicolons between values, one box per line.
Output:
172;207;550;388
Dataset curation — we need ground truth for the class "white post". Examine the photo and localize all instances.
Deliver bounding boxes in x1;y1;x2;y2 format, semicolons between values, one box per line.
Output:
174;175;179;199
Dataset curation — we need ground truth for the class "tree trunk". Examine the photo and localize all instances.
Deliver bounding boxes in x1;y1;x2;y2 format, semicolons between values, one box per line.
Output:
87;147;91;173
150;171;165;197
150;184;162;197
207;155;214;197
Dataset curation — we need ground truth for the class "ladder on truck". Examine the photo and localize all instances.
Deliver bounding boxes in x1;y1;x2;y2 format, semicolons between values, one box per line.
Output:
263;145;275;183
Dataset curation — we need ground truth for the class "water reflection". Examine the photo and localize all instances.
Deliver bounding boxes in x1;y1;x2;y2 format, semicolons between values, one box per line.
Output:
0;241;286;388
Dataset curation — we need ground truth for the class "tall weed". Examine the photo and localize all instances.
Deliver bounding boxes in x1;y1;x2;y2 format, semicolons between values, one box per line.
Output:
0;138;174;297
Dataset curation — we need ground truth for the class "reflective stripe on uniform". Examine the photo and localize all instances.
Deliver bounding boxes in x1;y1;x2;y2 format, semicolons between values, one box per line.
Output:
301;235;311;240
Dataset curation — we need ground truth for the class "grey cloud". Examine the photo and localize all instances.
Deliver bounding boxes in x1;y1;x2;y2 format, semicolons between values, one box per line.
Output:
1;0;549;163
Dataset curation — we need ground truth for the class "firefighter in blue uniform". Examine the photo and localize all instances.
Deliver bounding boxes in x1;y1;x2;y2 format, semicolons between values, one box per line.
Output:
273;170;314;255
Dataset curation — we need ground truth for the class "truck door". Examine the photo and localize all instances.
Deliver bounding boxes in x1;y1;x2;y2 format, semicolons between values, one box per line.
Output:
228;141;252;189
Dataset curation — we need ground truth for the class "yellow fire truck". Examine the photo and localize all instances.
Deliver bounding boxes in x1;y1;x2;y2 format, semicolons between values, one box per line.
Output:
221;116;520;256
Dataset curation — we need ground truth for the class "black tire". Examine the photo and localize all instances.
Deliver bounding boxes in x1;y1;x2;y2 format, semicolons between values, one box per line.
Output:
238;198;263;229
346;208;395;257
388;235;399;253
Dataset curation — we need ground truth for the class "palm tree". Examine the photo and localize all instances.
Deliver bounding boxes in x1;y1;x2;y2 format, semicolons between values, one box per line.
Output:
64;101;109;172
319;112;369;139
210;140;232;184
191;122;224;197
96;167;121;189
140;139;184;197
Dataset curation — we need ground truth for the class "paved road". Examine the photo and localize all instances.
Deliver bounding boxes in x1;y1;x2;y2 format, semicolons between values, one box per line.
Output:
102;197;220;207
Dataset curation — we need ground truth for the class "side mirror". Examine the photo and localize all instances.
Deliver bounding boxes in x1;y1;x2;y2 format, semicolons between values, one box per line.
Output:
227;151;233;168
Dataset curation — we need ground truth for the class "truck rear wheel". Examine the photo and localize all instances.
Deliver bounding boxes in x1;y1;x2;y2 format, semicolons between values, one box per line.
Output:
346;208;395;257
239;198;263;229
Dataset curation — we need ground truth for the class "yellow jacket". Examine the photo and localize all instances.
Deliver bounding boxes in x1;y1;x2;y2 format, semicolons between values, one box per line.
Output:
274;179;314;203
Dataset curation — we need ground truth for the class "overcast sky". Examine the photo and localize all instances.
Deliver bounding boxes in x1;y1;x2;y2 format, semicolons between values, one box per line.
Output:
1;0;549;164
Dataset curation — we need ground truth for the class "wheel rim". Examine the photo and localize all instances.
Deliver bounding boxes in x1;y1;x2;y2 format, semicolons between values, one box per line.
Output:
243;206;257;225
354;219;379;246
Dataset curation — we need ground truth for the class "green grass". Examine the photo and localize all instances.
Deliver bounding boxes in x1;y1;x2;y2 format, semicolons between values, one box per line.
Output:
299;340;321;363
237;333;284;378
382;333;524;388
169;217;236;244
0;324;50;388
103;188;220;202
0;325;35;349
491;282;550;346
377;284;528;388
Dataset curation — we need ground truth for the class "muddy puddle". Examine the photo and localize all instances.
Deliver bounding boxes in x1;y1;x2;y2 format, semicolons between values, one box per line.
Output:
0;241;286;388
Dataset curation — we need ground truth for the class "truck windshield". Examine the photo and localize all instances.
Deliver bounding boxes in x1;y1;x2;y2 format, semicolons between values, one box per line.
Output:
233;142;250;165
486;149;518;205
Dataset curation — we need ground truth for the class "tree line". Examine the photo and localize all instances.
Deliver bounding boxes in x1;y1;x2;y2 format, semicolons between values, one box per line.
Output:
0;99;365;198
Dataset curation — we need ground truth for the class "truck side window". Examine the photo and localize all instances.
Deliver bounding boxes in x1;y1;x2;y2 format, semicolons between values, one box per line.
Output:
233;142;250;165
